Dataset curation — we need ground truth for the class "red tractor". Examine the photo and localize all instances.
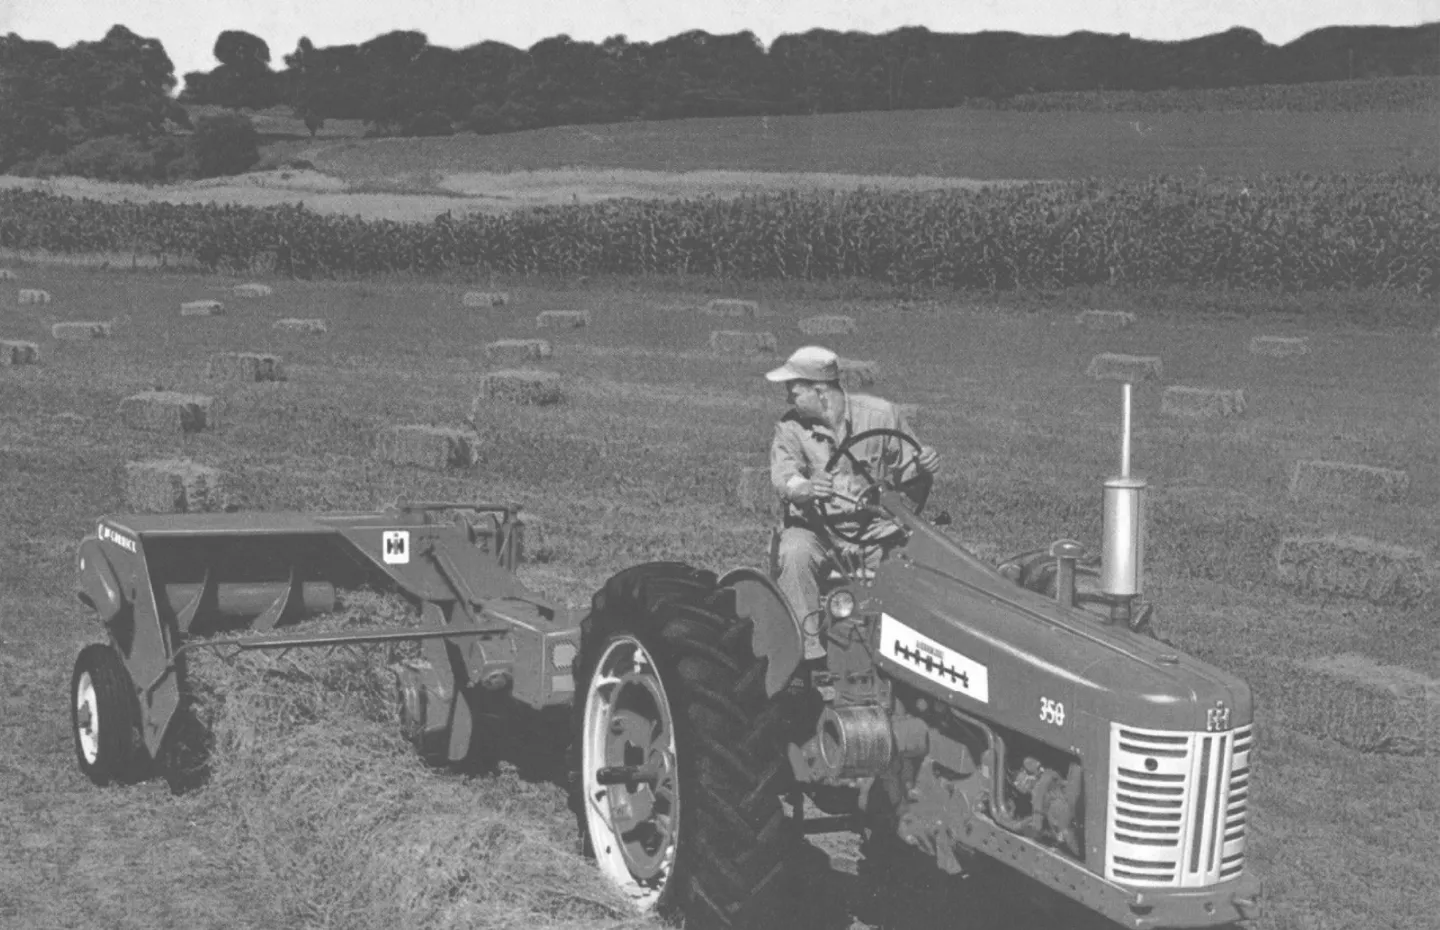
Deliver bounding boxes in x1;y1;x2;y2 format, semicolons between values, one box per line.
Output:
70;385;1259;929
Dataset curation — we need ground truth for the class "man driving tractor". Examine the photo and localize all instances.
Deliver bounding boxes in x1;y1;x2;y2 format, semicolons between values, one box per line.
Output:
766;345;942;659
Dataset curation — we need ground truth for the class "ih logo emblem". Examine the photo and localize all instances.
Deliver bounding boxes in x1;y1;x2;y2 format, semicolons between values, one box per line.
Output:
382;530;410;565
1207;701;1231;732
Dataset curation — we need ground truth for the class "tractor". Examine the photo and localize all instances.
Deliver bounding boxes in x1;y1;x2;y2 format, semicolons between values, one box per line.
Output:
69;384;1260;929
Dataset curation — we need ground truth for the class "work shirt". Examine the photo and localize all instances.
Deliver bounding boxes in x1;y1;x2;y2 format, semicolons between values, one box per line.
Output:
770;392;923;543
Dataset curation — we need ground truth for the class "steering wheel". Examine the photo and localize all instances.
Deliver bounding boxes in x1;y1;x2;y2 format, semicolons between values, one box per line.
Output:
817;427;926;544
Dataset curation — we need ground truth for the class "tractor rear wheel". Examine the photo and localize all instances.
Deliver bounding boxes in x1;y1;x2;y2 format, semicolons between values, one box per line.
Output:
572;561;799;929
71;643;145;786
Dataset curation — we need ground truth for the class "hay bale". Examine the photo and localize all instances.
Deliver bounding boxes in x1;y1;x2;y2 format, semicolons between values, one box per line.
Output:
1085;352;1163;382
709;330;777;355
1275;534;1431;606
736;465;779;516
374;425;477;470
0;269;17;281
273;318;328;334
1262;654;1439;755
124;458;233;513
51;321;112;340
181;299;225;316
1248;335;1309;357
798;314;858;336
1076;310;1136;331
704;298;762;318
233;283;273;298
536;309;589;329
206;352;287;383
119;391;217;433
1289;459;1409;503
838;357;881;389
463;291;509;308
513;513;555;563
0;340;39;366
1160;386;1246;418
484;339;553;365
477;368;564;406
18;288;51;305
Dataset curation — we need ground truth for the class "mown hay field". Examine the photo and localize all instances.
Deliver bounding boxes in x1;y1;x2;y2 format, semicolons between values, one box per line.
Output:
1;265;1437;930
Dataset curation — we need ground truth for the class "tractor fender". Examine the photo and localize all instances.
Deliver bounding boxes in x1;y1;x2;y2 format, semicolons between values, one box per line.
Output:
718;567;803;697
76;537;126;626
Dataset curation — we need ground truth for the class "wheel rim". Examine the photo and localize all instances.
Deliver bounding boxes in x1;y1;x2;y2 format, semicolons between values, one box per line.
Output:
75;671;100;765
581;635;680;911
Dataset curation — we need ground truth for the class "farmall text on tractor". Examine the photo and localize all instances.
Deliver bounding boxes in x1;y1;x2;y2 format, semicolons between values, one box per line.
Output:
69;384;1260;929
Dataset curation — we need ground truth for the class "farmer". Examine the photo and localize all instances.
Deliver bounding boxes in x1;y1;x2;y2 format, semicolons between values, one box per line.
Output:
766;345;941;659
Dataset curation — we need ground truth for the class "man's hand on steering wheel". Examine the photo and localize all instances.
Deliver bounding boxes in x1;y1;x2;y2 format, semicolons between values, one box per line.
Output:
815;427;930;544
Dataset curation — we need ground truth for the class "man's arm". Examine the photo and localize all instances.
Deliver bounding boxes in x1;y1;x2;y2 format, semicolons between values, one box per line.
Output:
771;420;829;504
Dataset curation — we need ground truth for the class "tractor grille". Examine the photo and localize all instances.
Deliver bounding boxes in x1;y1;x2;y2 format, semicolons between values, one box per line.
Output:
1104;723;1251;888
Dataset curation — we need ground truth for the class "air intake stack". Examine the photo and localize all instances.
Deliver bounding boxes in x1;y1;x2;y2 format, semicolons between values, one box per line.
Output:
1101;383;1146;625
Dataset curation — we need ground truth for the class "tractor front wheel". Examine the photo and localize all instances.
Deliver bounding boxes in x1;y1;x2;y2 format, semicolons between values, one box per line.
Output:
71;643;145;786
573;562;799;929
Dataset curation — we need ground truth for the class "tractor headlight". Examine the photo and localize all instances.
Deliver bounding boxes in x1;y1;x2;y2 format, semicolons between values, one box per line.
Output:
551;641;578;672
826;589;856;620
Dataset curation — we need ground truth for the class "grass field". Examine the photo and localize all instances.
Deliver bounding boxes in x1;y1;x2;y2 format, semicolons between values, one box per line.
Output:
1;261;1436;930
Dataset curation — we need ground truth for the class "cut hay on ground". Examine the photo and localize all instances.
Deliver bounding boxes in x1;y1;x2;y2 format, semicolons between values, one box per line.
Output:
374;425;477;470
477;369;564;406
124;458;232;513
17;288;51;305
118;391;217;433
709;330;777;355
1075;309;1136;331
704;298;762;318
181;299;225;316
1289;459;1410;503
536;309;588;329
50;321;112;339
838;357;880;389
1257;654;1438;755
206;352;287;383
798;314;857;336
1085;352;1163;382
233;282;274;298
735;465;779;516
462;290;509;307
1161;385;1247;418
1274;534;1431;606
484;339;553;364
1248;335;1310;357
272;317;328;334
1;340;39;365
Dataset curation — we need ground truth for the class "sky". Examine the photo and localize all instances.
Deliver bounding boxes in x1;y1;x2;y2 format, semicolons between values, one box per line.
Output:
1;0;1437;79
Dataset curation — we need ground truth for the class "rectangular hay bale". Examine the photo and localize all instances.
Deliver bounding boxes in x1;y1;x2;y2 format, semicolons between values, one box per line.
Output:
373;425;477;470
0;269;16;281
477;368;564;406
1275;534;1431;606
463;291;509;307
536;309;589;329
709;330;777;355
233;283;274;298
1161;386;1246;418
1;340;39;366
124;458;232;513
1289;459;1409;503
273;318;328;334
798;314;858;336
181;299;225;316
51;321;112;340
18;288;51;305
704;298;762;318
484;339;553;364
1085;352;1163;382
1076;310;1136;331
119;391;217;433
1256;654;1439;755
206;352;287;383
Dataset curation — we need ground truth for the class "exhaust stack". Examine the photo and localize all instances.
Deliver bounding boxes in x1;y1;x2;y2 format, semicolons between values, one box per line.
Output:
1101;383;1146;624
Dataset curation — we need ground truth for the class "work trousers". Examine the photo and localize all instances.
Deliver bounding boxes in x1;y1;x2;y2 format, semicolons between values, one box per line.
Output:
775;526;895;659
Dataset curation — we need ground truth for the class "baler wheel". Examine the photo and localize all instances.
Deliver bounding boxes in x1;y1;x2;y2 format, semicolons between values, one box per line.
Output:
71;643;145;786
572;561;799;929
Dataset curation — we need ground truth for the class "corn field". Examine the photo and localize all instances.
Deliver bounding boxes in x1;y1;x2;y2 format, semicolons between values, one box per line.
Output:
1;172;1435;294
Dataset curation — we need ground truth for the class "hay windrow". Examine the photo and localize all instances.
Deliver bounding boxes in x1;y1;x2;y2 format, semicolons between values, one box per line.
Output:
1;339;39;365
709;330;777;355
535;309;588;329
1288;459;1409;503
119;390;218;433
374;425;478;470
1076;309;1136;331
125;458;233;513
798;314;857;335
51;320;112;339
1275;533;1432;606
206;352;287;383
1085;352;1163;382
1161;385;1247;418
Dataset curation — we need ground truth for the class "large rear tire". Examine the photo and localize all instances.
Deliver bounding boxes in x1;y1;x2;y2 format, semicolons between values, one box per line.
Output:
572;561;799;928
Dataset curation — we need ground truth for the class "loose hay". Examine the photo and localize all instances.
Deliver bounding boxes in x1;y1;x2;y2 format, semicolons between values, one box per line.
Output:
462;290;509;307
536;309;588;329
1259;654;1439;755
1076;309;1136;331
704;298;762;318
1161;386;1246;418
119;391;217;433
1248;335;1310;357
125;458;232;513
735;465;779;516
18;288;51;305
374;425;477;470
484;338;553;364
273;317;328;334
51;321;112;340
1289;459;1410;503
1;340;39;366
838;357;881;389
206;352;287;383
1085;352;1163;382
1275;534;1431;606
233;283;274;298
709;330;777;355
477;368;564;406
798;314;858;336
181;299;225;316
